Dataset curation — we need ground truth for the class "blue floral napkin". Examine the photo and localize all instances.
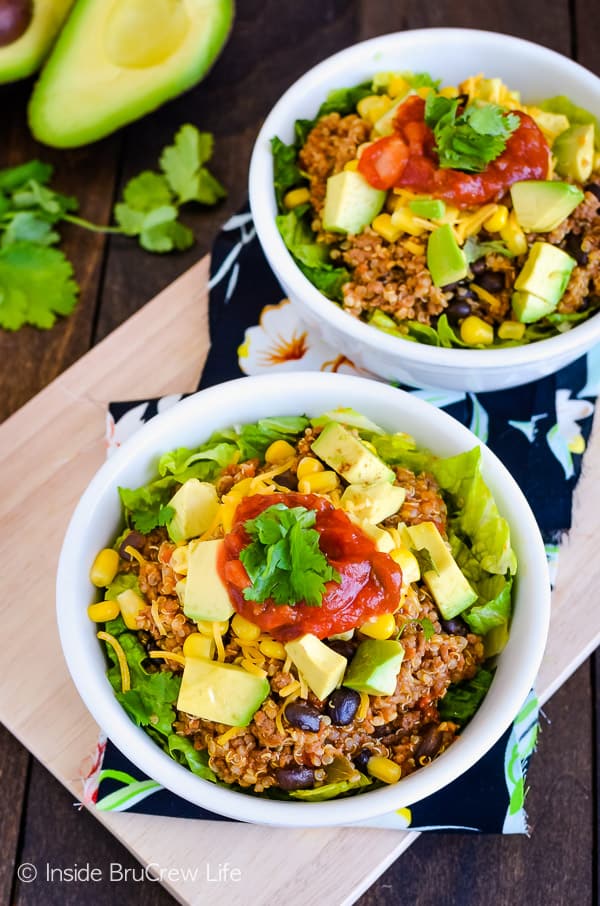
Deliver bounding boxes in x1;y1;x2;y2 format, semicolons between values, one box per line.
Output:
89;209;598;832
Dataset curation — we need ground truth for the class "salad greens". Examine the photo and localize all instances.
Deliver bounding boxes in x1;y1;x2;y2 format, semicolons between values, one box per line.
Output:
439;667;494;723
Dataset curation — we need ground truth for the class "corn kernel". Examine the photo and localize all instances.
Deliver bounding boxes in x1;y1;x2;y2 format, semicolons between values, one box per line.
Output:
87;600;120;623
371;213;403;243
298;470;339;495
265;439;296;464
416;86;434;99
403;239;424;256
344;159;359;171
197;620;230;636
296;456;324;480
388;76;410;98
367;755;402;784
439;85;459;98
500;212;528;256
170;545;189;575
90;548;120;587
357;94;392;123
283;187;310;209
497;320;526;340
484;204;509;233
390;547;421;584
232;613;261;642
183;632;215;659
359;612;397;640
460;315;494;346
390;206;426;237
117;588;146;630
259;638;287;660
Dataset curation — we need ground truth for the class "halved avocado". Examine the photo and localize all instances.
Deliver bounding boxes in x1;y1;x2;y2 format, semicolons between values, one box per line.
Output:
28;0;234;148
0;0;74;84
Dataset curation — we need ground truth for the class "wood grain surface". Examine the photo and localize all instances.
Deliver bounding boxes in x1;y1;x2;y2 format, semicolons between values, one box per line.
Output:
0;1;598;904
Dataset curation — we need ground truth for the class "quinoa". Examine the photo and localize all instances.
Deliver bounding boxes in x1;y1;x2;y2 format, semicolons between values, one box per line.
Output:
298;112;370;214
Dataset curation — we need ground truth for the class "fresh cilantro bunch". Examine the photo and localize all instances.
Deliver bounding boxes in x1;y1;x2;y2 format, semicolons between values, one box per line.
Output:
0;124;226;332
240;504;340;607
424;95;520;173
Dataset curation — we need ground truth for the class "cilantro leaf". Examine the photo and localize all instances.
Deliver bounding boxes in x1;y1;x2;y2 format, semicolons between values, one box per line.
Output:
397;616;436;641
425;96;520;173
0;160;53;193
11;179;78;219
138;205;194;253
118;481;177;533
0;243;78;330
1;211;60;248
160;124;226;205
122;171;174;212
463;236;515;264
411;546;438;576
240;504;340;607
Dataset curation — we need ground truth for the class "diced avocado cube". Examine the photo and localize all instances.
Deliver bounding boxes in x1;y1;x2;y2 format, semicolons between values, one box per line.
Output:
553;124;595;182
183;539;235;622
427;224;468;288
511;290;557;324
177;657;269;726
116;588;146;630
372;92;413;136
284;633;347;701
311;422;395;486
406;521;477;620
341;480;406;524
167;479;219;543
510;180;584;232
409;198;446;219
513;241;576;314
343;639;404;696
322;170;385;235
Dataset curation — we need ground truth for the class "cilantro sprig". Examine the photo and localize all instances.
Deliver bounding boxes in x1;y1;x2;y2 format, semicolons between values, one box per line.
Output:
240;504;340;607
0;124;226;332
424;95;520;173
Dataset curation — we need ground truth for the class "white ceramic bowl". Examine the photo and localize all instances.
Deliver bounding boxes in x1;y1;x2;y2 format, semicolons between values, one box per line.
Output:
57;372;550;826
249;29;600;392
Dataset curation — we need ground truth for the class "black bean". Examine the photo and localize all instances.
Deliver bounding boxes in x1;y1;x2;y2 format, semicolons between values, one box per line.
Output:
354;748;373;772
564;233;588;267
284;701;322;732
119;531;146;560
372;723;393;738
584;182;600;202
477;270;505;293
275;469;298;490
414;723;444;761
276;765;315;791
325;639;356;661
445;300;472;325
470;258;487;275
456;286;475;299
440;616;469;636
324;688;361;726
441;280;463;292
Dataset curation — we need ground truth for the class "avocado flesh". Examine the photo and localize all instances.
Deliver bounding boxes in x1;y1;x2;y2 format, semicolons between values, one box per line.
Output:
284;634;347;701
183;539;235;622
406;521;477;620
311;422;395;486
0;0;74;83
340;480;406;524
167;478;219;543
512;241;576;322
553;125;595;182
322;170;385;235
372;91;413;136
344;639;404;696
427;224;468;288
177;656;269;726
28;0;233;147
510;180;584;232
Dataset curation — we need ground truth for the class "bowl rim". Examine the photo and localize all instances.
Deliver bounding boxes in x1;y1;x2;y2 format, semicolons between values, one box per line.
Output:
249;27;600;372
56;372;550;827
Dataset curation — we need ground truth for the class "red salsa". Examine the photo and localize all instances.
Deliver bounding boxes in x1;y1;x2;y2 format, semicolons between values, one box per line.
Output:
219;492;403;641
358;95;550;208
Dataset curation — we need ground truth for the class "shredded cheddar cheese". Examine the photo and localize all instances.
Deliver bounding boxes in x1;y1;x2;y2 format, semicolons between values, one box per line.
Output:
151;599;166;636
97;631;130;693
149;650;186;667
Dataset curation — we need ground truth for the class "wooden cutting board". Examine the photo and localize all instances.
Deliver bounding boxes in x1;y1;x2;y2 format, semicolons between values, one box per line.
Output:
1;254;599;905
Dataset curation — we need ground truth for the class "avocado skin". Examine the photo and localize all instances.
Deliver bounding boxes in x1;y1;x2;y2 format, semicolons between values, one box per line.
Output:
27;0;234;147
0;0;74;84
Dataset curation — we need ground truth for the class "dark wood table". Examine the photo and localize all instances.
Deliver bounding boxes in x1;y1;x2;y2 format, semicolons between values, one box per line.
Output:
1;2;597;903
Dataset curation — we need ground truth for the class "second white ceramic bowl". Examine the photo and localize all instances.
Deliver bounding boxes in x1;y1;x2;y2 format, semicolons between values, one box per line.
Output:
57;373;550;826
249;29;600;391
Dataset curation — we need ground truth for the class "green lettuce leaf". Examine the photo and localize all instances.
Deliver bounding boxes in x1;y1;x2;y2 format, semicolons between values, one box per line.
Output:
104;573;140;602
431;446;517;575
372;432;435;473
439;667;494;724
464;575;513;636
310;407;386;435
238;416;309;460
118;480;176;534
167;735;216;782
289;773;371;800
316;82;373;118
271;136;305;209
157;441;238;482
275;205;350;301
